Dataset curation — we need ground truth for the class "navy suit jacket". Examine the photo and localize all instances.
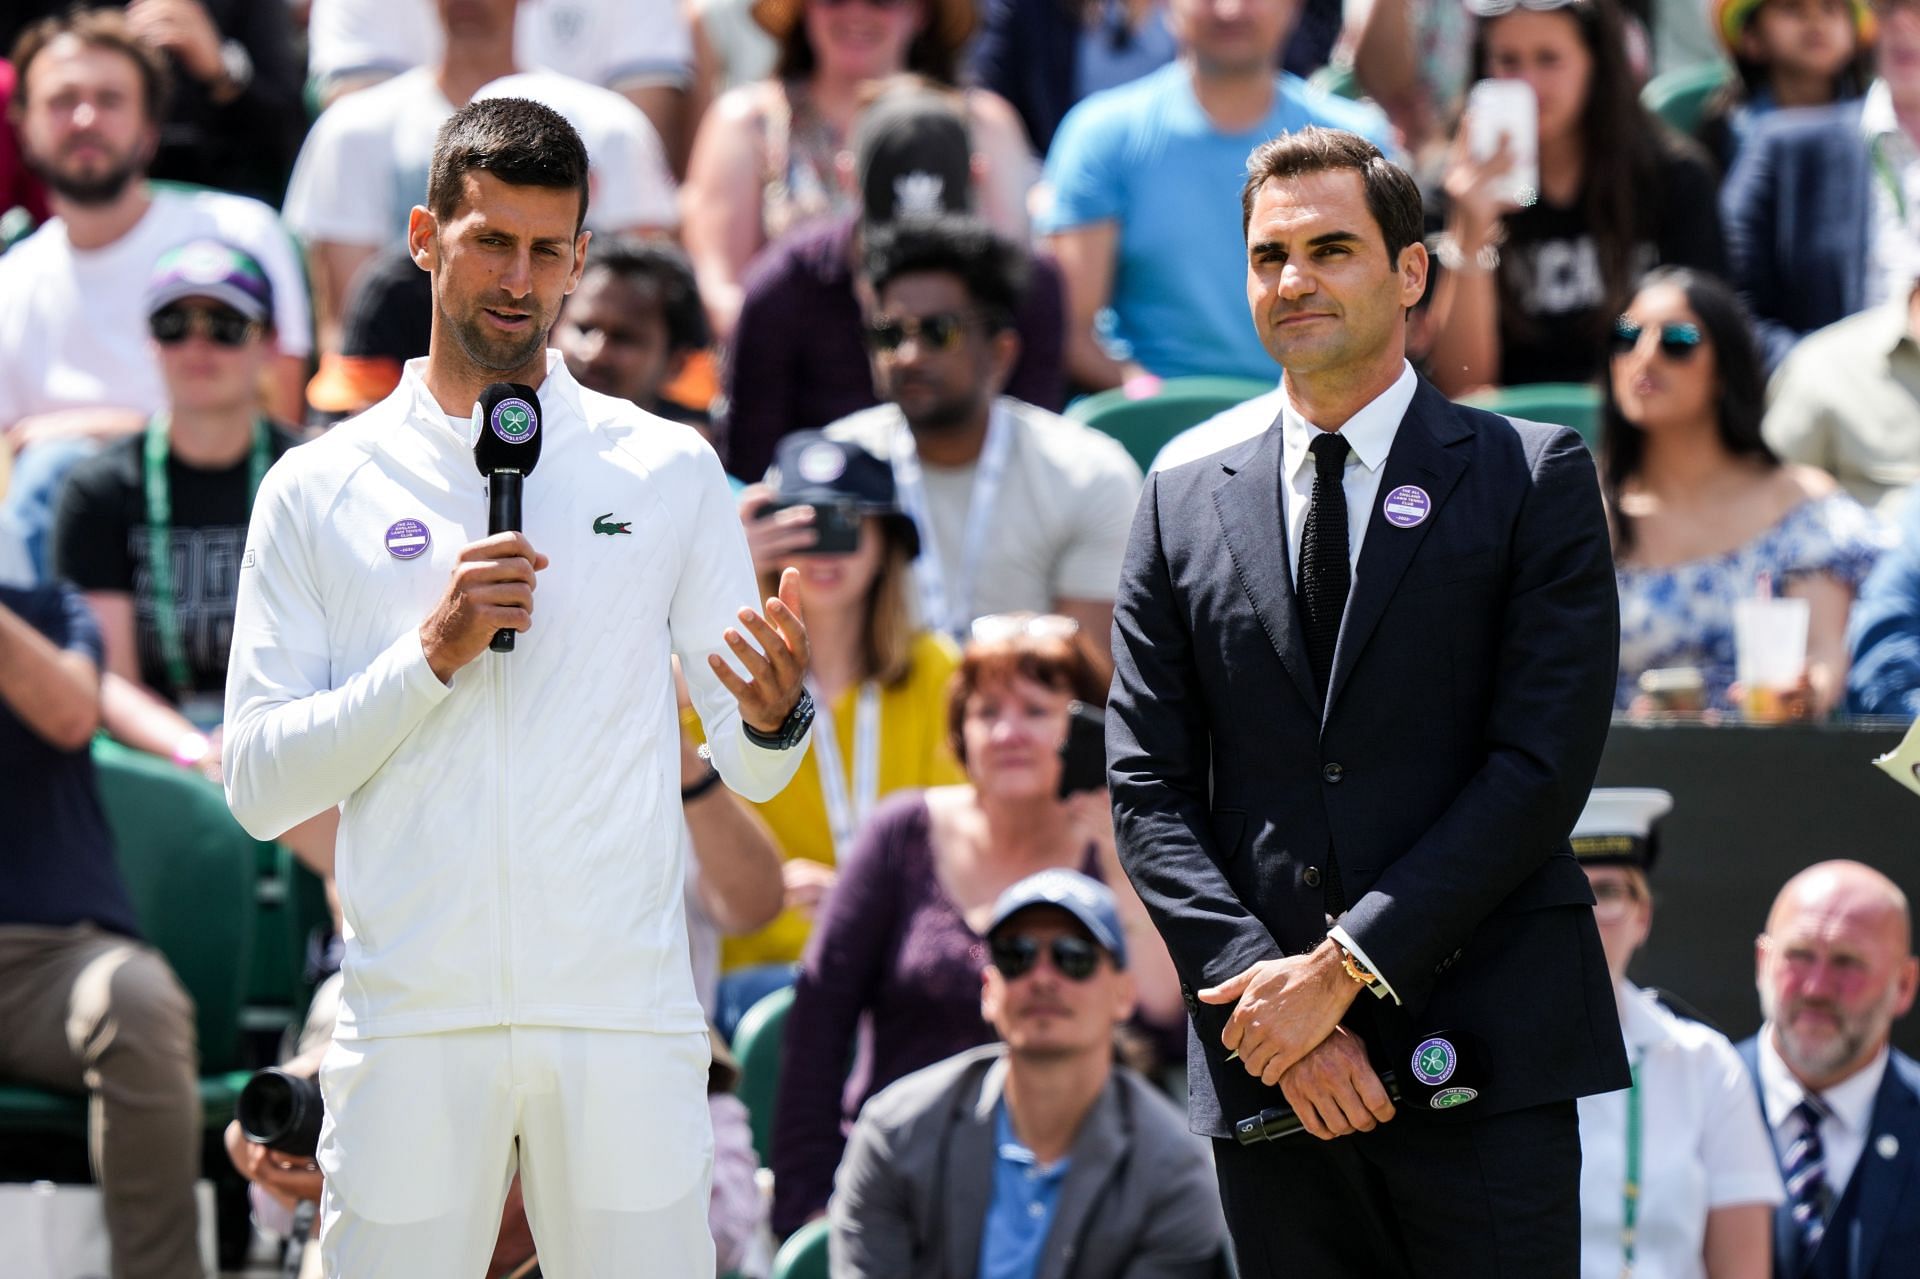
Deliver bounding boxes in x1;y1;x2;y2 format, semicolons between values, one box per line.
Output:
1107;378;1630;1138
1720;101;1872;372
1736;1038;1920;1279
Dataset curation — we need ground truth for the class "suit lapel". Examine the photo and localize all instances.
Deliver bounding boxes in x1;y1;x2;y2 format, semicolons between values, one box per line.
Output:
1211;420;1320;715
944;1056;1006;1278
1325;380;1473;718
1037;1081;1127;1279
1847;1056;1920;1279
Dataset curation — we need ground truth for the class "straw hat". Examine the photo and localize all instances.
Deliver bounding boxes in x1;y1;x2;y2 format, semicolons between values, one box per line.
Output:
1711;0;1874;58
751;0;976;53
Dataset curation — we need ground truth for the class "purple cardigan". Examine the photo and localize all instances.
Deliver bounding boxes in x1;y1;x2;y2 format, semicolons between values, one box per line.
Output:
768;790;1098;1236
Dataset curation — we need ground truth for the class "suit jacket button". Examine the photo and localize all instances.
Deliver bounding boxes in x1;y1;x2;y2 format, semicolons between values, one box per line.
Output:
1304;866;1322;888
1321;762;1344;784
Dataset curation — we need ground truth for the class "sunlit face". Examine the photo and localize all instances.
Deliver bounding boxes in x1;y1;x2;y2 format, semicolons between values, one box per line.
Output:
803;0;925;81
1168;0;1302;77
555;269;679;408
1585;865;1652;986
982;907;1135;1060
411;171;589;381
1244;169;1426;376
869;271;1011;433
1743;0;1860;84
17;36;156;206
1757;870;1919;1089
1482;9;1594;148
1608;282;1718;435
780;516;887;614
960;672;1071;800
151;300;273;416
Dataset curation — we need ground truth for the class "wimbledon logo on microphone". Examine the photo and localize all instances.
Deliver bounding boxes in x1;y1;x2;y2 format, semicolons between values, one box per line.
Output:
491;398;538;444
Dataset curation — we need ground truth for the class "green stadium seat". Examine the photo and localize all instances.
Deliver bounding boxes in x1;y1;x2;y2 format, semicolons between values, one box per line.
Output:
1459;382;1602;450
0;740;259;1137
1306;62;1364;102
1642;60;1733;136
1068;376;1276;472
732;984;796;1168
771;1217;831;1279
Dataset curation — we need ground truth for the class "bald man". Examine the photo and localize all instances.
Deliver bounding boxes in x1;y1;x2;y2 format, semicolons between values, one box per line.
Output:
1736;861;1920;1279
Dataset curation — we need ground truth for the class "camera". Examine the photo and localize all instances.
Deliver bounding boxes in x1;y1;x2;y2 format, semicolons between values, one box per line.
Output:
237;1067;325;1160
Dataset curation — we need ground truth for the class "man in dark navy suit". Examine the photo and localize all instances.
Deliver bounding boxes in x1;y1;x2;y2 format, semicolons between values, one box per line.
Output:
1740;861;1920;1279
1106;127;1628;1276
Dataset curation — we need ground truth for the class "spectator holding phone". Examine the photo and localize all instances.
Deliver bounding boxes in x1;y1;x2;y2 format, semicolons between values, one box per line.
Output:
1426;0;1726;396
768;616;1180;1236
707;432;966;1036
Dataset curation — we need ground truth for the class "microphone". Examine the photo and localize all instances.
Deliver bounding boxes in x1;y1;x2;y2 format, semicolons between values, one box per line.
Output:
1232;1030;1483;1144
470;382;543;653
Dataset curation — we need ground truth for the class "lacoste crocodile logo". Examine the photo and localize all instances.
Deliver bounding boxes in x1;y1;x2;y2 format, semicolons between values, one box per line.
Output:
593;513;633;536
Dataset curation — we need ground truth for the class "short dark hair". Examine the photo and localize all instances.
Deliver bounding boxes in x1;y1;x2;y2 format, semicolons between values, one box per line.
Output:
427;98;590;233
579;238;712;354
10;7;172;126
862;216;1028;332
1240;128;1423;265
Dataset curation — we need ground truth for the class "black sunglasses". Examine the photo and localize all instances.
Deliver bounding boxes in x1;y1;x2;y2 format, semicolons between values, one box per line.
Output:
1611;317;1703;360
864;311;978;355
989;934;1103;981
149;303;261;348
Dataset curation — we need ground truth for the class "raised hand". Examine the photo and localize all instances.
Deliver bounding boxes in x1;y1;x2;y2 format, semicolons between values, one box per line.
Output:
709;566;811;733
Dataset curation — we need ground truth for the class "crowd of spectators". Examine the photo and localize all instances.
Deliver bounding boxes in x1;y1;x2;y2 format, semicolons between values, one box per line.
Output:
3;0;1920;1275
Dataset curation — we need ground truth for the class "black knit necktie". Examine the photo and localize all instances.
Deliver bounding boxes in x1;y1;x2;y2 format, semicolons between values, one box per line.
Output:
1298;431;1352;701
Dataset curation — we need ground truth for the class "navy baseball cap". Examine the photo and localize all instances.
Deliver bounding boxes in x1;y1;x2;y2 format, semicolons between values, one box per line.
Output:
767;432;921;557
987;869;1128;968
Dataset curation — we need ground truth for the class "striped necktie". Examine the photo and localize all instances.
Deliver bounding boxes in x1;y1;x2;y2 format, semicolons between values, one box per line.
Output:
1784;1094;1834;1260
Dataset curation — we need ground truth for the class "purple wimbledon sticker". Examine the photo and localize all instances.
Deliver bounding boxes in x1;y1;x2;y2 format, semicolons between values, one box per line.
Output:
1382;485;1432;529
385;518;431;560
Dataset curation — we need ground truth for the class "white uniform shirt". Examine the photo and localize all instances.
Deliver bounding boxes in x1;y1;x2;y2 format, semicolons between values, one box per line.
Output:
224;351;808;1039
1756;1026;1892;1205
1578;985;1784;1279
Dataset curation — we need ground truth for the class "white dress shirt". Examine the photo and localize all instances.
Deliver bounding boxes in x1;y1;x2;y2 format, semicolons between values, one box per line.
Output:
1577;985;1783;1279
1756;1027;1892;1204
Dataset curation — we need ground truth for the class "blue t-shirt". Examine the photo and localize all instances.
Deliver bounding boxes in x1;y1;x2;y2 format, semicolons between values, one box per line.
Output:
1039;63;1393;382
979;1099;1073;1279
0;582;138;937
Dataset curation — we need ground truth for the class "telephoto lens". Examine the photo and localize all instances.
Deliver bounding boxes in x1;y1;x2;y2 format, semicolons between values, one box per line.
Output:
236;1067;325;1159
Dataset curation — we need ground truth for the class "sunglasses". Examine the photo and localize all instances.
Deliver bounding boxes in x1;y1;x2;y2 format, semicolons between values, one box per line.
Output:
969;612;1081;644
989;934;1104;981
149;304;261;348
864;311;979;354
1611;318;1703;360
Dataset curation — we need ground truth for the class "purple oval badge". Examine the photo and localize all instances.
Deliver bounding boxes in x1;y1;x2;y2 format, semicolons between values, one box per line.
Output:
1382;485;1431;529
385;518;431;560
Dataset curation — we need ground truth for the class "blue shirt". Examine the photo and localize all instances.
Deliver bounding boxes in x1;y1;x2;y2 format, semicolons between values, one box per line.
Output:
979;1099;1073;1279
1038;62;1393;382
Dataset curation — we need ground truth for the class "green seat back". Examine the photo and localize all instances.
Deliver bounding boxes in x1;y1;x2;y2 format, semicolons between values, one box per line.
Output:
1306;62;1364;101
1458;382;1603;451
1641;60;1733;136
732;984;795;1167
90;739;257;1072
1068;376;1277;473
771;1217;831;1279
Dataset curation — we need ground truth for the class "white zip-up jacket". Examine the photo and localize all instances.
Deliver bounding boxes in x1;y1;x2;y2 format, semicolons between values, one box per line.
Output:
224;353;808;1039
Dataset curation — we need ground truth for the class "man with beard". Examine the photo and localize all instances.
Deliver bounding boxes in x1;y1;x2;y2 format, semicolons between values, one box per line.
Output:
221;97;815;1276
821;216;1140;661
0;8;310;579
1739;861;1920;1279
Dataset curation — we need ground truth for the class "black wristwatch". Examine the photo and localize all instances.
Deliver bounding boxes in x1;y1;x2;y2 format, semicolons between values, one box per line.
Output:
741;688;815;750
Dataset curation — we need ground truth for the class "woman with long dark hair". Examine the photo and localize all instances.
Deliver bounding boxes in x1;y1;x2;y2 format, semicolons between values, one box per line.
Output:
1426;0;1727;395
1604;268;1887;718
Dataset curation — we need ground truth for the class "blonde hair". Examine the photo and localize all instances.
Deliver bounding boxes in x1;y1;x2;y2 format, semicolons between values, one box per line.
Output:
761;520;918;687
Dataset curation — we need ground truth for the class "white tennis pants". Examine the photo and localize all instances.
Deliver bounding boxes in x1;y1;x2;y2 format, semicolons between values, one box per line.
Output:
315;1026;714;1277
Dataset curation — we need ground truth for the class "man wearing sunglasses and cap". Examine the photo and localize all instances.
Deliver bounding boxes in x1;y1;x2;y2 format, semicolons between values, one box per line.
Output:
830;868;1225;1278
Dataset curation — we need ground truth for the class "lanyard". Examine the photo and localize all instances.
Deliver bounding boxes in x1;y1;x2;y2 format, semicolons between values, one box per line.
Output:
891;403;1014;637
1872;133;1910;224
1620;1056;1643;1279
808;680;882;860
143;414;271;699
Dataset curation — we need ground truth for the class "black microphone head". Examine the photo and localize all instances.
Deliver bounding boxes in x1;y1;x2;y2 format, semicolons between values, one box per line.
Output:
1399;1030;1485;1113
472;382;543;477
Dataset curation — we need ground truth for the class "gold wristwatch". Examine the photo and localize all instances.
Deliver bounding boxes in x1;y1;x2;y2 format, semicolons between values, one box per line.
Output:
1339;945;1379;989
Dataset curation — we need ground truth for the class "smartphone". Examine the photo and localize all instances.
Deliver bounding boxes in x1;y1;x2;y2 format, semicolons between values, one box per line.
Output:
1465;79;1539;208
762;497;861;555
1057;701;1108;798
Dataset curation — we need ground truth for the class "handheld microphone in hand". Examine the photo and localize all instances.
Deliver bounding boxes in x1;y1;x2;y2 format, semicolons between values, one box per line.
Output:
1232;1030;1483;1144
471;382;543;653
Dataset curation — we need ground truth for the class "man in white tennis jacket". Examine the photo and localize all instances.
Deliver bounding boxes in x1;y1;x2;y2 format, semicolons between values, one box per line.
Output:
223;98;815;1276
